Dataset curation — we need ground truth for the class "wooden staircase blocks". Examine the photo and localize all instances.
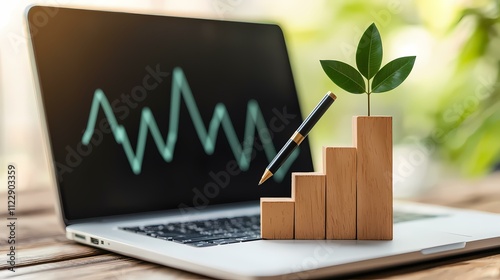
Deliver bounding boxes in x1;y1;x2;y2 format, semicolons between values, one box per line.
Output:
260;116;393;241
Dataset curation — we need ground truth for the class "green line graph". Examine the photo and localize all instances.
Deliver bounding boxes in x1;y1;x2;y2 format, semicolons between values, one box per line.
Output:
81;67;298;181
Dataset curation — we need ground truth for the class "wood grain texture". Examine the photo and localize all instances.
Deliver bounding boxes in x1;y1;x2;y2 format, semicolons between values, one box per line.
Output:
292;172;326;240
354;116;393;240
323;147;357;240
260;198;295;239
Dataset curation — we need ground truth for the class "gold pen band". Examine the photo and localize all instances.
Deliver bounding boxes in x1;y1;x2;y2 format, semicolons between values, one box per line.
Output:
328;91;337;100
291;131;305;145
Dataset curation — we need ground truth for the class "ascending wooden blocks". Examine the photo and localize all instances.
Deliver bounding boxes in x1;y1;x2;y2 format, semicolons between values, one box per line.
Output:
260;198;295;239
323;147;357;240
354;116;393;240
292;172;326;240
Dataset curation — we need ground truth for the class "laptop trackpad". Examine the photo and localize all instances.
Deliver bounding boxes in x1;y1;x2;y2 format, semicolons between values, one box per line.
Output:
421;242;466;255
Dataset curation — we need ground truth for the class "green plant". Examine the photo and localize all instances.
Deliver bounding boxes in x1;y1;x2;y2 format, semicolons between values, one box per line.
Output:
320;23;416;116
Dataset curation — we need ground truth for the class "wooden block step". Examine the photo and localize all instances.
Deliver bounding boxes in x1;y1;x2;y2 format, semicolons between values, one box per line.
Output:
292;172;326;240
353;116;393;240
323;146;357;240
260;198;295;239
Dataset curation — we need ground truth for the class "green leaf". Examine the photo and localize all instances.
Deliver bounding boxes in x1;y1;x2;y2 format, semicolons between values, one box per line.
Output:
372;56;416;93
356;23;383;80
320;60;366;93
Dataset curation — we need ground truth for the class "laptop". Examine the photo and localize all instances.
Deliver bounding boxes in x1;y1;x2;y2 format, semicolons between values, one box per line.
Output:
27;6;500;279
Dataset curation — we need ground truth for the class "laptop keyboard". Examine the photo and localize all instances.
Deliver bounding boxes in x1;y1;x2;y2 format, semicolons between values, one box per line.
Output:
120;211;439;248
120;215;261;248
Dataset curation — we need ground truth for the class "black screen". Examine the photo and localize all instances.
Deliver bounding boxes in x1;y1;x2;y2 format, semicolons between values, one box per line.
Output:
28;6;313;223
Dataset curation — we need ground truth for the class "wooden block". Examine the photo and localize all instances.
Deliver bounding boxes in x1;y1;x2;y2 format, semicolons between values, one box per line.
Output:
323;147;357;240
260;198;295;239
353;116;393;240
292;172;326;240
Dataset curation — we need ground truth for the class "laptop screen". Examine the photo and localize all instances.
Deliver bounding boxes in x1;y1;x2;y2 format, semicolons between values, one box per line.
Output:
28;6;313;223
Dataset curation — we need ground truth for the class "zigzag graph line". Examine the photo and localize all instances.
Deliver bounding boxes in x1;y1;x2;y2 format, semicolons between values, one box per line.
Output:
81;67;298;182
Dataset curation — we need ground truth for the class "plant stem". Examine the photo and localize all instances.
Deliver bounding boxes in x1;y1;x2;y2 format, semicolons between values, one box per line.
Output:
367;93;371;116
367;78;371;116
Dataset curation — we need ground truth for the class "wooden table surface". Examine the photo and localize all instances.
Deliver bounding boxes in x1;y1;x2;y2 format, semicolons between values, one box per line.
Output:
1;173;500;279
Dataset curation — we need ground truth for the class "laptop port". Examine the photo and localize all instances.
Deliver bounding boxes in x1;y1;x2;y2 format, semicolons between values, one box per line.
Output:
74;233;86;240
90;237;99;245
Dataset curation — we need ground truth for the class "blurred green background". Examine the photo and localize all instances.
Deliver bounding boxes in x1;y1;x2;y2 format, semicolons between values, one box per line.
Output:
1;0;499;195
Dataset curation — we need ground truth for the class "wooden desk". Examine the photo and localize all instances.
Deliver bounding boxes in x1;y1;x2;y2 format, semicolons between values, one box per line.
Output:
1;173;500;279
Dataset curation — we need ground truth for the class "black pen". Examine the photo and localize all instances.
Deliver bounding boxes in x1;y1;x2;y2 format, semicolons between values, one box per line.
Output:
258;91;337;185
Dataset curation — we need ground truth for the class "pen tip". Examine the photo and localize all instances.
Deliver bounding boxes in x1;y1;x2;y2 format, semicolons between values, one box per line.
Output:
258;169;273;186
